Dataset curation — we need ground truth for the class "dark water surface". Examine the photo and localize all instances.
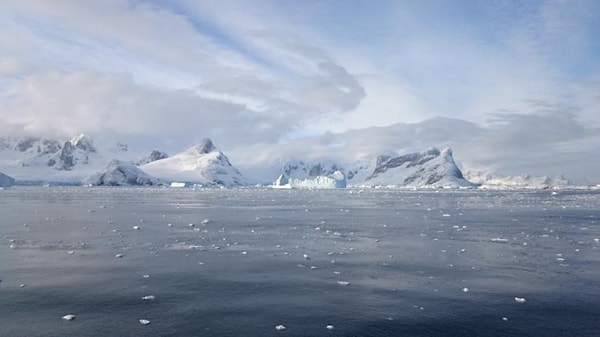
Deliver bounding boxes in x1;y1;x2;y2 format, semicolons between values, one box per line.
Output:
1;187;599;336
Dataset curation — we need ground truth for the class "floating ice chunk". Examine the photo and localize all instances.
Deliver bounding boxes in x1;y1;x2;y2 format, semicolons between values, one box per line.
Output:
20;284;26;288
201;219;211;224
514;297;527;303
142;274;150;278
490;238;509;243
62;314;76;321
139;319;151;325
67;250;75;255
141;295;155;300
462;288;469;293
275;324;286;331
326;325;335;330
115;254;124;258
502;317;508;321
133;226;140;230
337;281;351;286
303;254;310;260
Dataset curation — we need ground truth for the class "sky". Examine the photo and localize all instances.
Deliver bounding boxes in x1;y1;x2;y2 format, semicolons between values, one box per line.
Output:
0;0;599;182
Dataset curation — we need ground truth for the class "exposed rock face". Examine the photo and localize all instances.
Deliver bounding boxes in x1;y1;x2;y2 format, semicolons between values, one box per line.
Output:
195;138;217;154
133;150;169;166
364;148;475;187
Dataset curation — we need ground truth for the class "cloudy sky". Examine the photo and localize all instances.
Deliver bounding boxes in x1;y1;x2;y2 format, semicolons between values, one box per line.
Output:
0;0;599;182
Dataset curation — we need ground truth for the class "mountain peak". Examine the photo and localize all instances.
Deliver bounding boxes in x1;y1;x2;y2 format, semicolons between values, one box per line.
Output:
69;133;96;153
195;138;216;154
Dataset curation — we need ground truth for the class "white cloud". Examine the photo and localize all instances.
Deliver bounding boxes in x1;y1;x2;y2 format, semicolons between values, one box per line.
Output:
0;0;599;180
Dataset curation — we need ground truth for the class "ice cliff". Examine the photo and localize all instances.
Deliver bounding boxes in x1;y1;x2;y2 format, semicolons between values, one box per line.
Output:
0;171;15;187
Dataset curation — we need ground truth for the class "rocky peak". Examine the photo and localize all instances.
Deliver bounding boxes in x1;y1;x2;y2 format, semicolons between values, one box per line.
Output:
195;138;216;154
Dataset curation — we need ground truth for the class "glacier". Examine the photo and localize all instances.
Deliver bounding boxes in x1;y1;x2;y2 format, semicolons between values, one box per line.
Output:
85;160;163;186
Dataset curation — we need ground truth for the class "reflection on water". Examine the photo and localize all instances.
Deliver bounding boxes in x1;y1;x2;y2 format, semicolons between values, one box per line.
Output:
1;187;599;336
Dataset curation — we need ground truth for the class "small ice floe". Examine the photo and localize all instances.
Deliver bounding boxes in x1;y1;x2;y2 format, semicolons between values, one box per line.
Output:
514;297;527;303
502;317;509;321
115;254;124;258
167;223;173;227
326;325;335;330
62;314;76;321
133;226;140;230
141;295;155;300
201;219;211;224
337;281;351;286
490;238;509;243
275;324;286;331
20;284;26;288
303;254;310;260
189;223;195;227
139;319;151;325
67;250;75;255
142;274;150;278
462;287;469;293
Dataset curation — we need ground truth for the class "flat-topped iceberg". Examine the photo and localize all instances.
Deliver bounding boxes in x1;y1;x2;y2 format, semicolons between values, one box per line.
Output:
273;170;347;189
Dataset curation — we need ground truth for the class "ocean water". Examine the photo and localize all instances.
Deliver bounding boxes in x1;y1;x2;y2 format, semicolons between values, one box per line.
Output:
0;187;599;336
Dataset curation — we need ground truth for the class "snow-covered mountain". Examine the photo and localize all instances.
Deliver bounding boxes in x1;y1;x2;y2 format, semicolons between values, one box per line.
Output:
362;148;475;187
0;128;588;188
0;134;98;170
85;160;163;186
142;138;246;187
0;171;15;187
464;171;570;189
0;134;170;183
271;148;474;188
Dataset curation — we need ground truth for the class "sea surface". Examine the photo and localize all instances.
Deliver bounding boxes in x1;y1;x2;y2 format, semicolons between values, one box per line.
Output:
0;187;599;336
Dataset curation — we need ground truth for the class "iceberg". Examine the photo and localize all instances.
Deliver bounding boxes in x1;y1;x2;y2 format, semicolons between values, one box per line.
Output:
273;170;347;189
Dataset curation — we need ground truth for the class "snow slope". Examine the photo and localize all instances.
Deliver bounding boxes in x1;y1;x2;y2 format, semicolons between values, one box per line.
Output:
142;139;246;186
